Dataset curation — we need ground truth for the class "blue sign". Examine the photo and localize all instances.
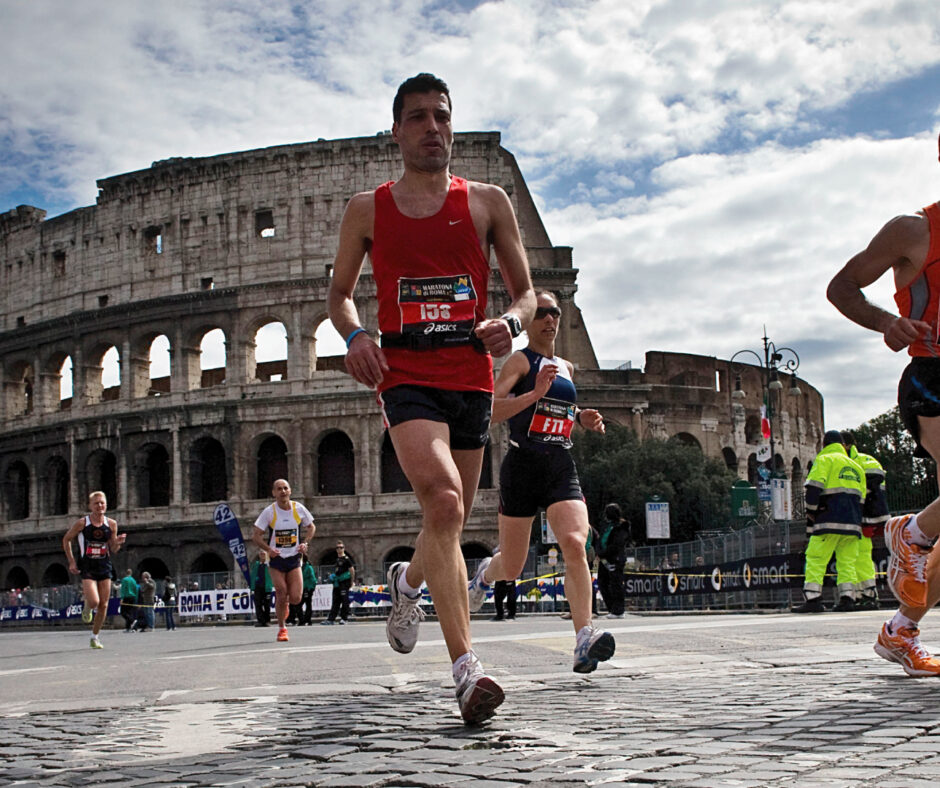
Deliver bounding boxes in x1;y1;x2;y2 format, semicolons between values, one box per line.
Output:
214;503;252;586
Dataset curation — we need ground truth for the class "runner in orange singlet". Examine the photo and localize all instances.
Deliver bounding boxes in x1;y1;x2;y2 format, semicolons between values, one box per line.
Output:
828;132;940;677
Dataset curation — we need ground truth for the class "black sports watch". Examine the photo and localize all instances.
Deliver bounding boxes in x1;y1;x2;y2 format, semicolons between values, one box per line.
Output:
501;313;522;338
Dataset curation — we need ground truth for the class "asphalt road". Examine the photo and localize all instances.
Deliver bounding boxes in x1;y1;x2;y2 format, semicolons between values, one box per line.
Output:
2;610;939;787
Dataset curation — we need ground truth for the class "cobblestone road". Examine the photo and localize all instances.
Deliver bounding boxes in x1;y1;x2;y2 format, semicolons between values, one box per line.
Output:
3;613;940;786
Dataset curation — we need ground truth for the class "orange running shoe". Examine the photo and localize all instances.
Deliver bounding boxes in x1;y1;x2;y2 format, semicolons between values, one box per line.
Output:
874;622;940;677
885;515;931;609
277;627;289;642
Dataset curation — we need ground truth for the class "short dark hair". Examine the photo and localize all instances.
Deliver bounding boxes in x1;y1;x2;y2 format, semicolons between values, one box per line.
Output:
604;503;621;521
393;73;451;123
840;430;856;447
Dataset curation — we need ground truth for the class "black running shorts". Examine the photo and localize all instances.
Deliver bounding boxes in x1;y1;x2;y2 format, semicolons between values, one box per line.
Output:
898;357;940;458
499;445;584;518
80;559;113;582
380;385;492;450
269;554;303;574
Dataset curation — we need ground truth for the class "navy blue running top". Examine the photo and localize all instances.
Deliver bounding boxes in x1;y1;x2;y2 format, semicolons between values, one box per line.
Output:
507;348;578;451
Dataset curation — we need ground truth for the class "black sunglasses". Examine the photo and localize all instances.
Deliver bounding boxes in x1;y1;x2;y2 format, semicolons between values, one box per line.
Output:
535;306;561;319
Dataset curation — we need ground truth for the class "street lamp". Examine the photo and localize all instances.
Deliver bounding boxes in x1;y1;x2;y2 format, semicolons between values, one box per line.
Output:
729;327;801;485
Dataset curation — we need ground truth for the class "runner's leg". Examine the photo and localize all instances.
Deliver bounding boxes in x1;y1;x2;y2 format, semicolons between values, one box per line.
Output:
546;499;593;632
270;568;289;629
389;419;477;662
92;579;110;636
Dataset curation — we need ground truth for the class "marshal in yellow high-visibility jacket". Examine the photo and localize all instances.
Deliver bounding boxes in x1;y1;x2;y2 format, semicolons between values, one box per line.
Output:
798;432;866;611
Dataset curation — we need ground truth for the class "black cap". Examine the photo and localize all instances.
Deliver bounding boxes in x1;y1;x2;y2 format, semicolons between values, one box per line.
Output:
823;429;843;446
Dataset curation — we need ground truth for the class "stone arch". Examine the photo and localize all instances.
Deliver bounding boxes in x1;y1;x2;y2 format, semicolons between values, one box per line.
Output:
319;546;357;567
137;556;171;580
190;436;228;503
188;551;230;590
722;447;738;473
41;349;72;413
317;430;355;496
86;448;118;508
674;432;702;451
135;442;170;508
4;566;29;590
42;455;69;516
128;329;172;398
312;314;345;372
773;453;785;474
744;414;762;445
197;327;227;389
42;562;70;586
460;542;492;560
255;434;289;499
380;432;411;493
82;340;122;403
384;546;415;567
4;358;34;417
251;318;288;382
4;459;30;520
747;453;758;486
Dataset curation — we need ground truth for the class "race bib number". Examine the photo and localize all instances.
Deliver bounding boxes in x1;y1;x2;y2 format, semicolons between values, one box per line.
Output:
85;543;108;558
398;275;477;340
275;530;297;548
528;398;576;444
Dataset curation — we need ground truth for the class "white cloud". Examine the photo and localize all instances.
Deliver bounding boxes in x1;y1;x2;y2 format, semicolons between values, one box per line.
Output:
2;0;940;428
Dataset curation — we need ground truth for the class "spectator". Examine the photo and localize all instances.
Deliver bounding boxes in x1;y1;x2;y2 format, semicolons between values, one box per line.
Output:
137;572;156;632
251;553;272;627
323;541;355;625
597;503;629;618
492;579;517;621
162;577;178;631
300;556;317;625
119;569;138;633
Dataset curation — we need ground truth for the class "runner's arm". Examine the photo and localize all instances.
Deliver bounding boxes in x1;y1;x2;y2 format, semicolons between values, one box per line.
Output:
492;352;557;424
827;214;932;352
109;519;126;553
327;192;388;387
251;524;279;557
62;519;84;573
472;185;536;357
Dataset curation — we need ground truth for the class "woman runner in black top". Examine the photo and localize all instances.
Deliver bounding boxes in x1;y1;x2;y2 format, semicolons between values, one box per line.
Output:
62;491;126;649
467;291;616;673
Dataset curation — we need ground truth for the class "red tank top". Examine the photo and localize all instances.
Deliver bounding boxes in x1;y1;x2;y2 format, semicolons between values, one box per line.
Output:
371;176;494;393
895;202;940;357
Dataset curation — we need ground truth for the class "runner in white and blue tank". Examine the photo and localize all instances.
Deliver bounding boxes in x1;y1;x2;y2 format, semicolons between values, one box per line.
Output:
467;291;615;673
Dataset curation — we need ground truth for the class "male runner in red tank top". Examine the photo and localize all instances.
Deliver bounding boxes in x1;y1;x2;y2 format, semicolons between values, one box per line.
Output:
828;132;940;677
327;73;535;723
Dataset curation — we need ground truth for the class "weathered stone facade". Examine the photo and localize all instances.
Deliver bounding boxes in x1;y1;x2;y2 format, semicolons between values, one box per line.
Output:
0;133;823;589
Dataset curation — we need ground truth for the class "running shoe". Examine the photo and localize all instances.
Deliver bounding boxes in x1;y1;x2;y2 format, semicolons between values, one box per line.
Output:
277;627;289;642
89;636;103;649
81;604;94;624
467;557;492;613
874;622;940;677
386;562;424;654
885;515;931;609
454;651;504;724
573;625;616;674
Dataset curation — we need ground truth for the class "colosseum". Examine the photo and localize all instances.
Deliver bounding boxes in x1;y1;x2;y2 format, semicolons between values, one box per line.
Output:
0;132;825;591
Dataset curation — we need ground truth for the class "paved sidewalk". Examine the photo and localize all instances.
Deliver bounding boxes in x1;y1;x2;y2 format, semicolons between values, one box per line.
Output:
2;614;940;786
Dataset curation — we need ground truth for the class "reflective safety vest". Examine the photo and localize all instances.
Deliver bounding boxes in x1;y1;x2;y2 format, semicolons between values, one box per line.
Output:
804;443;866;537
849;447;889;534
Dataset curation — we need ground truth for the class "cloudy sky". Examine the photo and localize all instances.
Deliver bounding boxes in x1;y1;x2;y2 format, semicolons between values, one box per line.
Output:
3;0;940;429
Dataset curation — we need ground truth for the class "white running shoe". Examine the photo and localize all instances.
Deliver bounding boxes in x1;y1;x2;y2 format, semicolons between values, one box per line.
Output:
81;604;94;624
90;636;103;649
467;557;492;613
386;562;425;654
573;625;616;674
454;651;504;724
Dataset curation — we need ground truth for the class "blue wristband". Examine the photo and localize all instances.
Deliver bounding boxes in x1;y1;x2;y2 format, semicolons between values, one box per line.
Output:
345;328;366;349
